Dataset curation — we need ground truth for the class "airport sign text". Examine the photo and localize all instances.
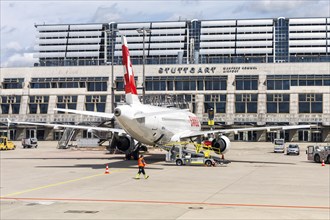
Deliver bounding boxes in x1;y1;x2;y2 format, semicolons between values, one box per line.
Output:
159;67;216;74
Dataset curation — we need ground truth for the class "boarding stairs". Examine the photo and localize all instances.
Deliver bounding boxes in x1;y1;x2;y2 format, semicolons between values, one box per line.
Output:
57;120;114;149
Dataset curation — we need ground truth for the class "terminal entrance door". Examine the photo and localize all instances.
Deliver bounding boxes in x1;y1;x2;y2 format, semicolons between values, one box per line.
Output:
267;131;289;142
298;130;309;141
311;131;322;142
37;129;45;140
267;132;277;142
26;129;36;139
234;131;257;141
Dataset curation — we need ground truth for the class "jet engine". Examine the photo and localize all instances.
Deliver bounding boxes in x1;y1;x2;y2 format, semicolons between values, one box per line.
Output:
211;135;231;154
108;134;135;153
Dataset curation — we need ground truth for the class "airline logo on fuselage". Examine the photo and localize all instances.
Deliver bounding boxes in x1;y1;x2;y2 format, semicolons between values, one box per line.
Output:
189;116;200;127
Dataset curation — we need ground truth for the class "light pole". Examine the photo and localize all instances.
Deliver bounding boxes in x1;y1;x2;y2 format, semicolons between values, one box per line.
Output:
106;27;118;113
137;27;151;104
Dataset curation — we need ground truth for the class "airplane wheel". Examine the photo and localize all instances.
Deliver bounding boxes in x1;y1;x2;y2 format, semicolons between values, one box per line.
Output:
176;159;183;166
125;154;132;160
132;151;139;160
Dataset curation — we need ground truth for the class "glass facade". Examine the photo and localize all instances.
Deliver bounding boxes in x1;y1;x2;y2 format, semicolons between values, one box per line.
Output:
34;17;330;67
145;76;227;91
267;75;330;90
30;77;108;91
274;18;289;62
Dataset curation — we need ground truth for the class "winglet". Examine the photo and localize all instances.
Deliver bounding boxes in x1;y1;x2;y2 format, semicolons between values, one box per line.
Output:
121;35;141;105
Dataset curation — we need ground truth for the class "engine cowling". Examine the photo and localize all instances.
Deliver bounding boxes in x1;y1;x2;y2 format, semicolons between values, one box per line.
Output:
108;134;134;153
211;135;231;155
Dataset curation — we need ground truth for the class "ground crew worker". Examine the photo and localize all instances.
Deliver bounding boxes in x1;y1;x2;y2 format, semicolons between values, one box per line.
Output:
135;155;149;179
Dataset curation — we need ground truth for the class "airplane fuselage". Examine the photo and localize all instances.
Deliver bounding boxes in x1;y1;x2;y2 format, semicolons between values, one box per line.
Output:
114;104;201;146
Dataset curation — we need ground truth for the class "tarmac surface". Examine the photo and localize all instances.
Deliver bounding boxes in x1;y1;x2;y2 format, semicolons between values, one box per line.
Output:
1;141;329;220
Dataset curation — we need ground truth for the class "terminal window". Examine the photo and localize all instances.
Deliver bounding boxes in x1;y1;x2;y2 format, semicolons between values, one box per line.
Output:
2;78;24;89
85;95;106;112
235;75;258;90
299;94;323;113
235;94;258;113
28;96;49;114
204;94;226;113
267;94;290;113
0;96;21;114
56;96;78;112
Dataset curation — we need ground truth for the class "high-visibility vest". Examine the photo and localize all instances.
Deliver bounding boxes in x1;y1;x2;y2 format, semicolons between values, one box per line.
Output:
138;158;145;167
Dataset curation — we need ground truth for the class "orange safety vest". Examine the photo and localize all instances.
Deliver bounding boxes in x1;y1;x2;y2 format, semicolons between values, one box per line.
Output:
138;158;145;167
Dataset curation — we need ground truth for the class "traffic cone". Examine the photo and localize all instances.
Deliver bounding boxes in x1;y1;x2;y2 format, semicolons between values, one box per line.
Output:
321;160;325;167
104;164;110;174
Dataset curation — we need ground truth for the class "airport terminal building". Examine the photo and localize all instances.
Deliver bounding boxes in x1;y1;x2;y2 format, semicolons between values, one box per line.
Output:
1;17;330;142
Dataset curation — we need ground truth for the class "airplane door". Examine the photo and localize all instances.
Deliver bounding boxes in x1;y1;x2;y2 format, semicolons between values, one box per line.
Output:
150;116;163;143
151;116;158;131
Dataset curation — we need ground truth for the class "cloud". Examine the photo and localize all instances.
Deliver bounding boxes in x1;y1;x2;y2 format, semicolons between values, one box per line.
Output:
1;25;16;34
6;41;22;51
233;0;329;17
91;3;123;23
1;52;37;68
1;41;35;67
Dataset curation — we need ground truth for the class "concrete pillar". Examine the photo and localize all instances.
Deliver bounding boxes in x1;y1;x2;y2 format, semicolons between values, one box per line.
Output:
44;128;53;141
289;130;299;142
15;128;25;141
227;132;235;141
77;95;85;111
257;130;266;142
322;127;330;142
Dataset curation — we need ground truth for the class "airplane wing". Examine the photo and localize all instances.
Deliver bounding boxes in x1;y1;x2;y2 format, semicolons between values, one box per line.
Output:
178;124;316;139
133;109;190;119
54;108;114;119
9;120;125;134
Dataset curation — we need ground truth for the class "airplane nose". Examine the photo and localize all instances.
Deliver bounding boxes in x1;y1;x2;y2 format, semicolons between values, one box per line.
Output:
114;108;121;117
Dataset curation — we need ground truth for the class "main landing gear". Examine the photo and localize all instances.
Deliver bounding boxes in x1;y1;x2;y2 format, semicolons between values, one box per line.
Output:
125;143;148;160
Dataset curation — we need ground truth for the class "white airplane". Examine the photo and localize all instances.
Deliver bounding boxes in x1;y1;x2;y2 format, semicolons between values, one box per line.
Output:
10;36;315;159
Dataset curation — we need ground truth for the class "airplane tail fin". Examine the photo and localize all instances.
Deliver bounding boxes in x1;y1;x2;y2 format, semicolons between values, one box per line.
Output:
121;36;141;105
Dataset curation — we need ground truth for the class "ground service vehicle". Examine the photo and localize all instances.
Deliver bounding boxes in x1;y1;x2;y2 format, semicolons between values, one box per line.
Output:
0;136;16;150
22;138;38;148
166;144;217;167
306;145;330;163
286;144;300;155
274;139;285;153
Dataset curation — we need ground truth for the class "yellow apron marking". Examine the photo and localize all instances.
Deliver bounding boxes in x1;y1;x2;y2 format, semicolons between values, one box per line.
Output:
3;168;127;197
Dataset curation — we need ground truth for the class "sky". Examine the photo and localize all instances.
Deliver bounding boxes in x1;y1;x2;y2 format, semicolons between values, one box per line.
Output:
1;0;329;68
